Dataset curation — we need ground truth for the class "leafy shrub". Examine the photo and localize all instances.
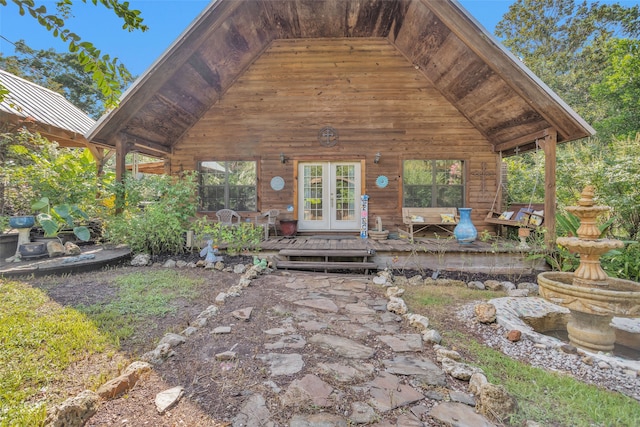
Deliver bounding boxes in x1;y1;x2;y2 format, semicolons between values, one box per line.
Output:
191;216;262;255
104;172;199;255
602;241;640;282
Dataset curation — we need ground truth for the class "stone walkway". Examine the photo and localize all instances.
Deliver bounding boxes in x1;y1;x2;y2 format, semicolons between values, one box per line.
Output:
225;272;500;426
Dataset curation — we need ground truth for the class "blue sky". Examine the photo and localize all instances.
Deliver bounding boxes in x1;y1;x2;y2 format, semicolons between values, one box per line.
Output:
0;0;638;76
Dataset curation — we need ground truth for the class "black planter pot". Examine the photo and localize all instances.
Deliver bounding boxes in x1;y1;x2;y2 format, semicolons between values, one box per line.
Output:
19;242;48;259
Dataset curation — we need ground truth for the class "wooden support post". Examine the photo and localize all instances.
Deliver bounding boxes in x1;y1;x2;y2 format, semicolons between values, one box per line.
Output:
540;129;557;248
114;135;130;214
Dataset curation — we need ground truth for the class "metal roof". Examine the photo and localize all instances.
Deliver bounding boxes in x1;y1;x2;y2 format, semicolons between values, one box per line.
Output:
0;69;95;136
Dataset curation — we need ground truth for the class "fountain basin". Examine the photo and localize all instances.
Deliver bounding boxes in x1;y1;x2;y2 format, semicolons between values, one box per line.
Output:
538;272;640;352
538;272;640;316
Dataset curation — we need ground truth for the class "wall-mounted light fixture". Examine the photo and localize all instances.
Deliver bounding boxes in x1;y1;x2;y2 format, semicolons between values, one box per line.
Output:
280;153;286;164
374;152;381;164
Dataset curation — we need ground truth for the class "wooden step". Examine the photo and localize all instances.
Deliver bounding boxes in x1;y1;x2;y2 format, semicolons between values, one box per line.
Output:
275;260;378;273
278;249;374;257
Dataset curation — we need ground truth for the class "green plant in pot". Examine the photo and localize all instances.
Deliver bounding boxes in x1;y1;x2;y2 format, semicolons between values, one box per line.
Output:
31;197;91;242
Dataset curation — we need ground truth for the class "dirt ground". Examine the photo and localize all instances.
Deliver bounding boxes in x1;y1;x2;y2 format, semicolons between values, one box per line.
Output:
23;257;537;426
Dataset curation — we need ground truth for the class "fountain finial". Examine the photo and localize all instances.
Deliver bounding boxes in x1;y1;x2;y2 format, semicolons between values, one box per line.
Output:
578;185;595;207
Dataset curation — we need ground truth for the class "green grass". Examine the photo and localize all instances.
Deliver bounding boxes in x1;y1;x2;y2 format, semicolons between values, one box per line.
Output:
464;340;640;426
0;279;110;426
403;285;640;426
76;270;204;345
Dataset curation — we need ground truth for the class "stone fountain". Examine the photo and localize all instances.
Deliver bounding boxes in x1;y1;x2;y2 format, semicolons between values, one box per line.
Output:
538;186;640;353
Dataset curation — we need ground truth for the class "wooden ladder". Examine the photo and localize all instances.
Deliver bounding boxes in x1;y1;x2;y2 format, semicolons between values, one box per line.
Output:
275;249;378;274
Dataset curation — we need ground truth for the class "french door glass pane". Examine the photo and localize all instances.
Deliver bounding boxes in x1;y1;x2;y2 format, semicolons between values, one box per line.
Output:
335;165;356;221
303;165;323;221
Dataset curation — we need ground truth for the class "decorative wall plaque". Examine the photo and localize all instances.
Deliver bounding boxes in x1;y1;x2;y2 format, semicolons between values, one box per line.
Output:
376;175;389;188
318;126;338;147
270;176;285;191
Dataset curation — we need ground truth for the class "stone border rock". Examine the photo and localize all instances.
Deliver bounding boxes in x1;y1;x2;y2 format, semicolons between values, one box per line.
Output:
374;270;518;423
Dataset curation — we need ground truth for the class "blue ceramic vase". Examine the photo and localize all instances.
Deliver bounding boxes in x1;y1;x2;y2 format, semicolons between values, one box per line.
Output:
454;208;477;244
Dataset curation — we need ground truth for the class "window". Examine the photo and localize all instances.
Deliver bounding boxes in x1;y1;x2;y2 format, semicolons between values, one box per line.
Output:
403;160;464;207
199;161;256;211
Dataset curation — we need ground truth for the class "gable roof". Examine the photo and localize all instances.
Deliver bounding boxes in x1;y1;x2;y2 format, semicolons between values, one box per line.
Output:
0;69;95;147
87;0;594;157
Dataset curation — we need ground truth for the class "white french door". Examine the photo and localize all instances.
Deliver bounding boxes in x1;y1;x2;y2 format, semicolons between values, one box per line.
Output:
298;162;361;231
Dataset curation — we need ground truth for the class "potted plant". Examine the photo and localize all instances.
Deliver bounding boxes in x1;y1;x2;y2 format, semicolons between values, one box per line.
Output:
31;197;91;242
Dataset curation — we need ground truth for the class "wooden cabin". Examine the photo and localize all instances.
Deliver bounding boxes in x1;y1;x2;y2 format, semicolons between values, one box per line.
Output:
86;0;595;241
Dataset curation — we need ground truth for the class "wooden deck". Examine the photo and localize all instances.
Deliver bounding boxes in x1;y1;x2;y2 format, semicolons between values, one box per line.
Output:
260;234;547;275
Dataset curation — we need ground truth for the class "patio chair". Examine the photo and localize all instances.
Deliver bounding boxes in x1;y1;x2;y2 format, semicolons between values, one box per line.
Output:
255;209;279;239
215;209;242;227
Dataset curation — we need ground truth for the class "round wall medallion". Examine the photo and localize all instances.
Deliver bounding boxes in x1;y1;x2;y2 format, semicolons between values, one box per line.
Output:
376;175;389;188
318;126;338;147
270;176;285;191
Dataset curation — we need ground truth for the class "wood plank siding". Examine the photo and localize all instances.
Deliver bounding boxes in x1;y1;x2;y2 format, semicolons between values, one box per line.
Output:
171;38;499;232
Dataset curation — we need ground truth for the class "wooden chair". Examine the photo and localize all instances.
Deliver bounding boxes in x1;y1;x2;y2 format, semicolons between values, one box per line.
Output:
255;209;279;239
215;209;241;226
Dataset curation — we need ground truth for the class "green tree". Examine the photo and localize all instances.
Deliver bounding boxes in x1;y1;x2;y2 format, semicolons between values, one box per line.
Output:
0;41;135;118
590;38;640;138
0;129;100;216
495;0;640;139
0;0;148;107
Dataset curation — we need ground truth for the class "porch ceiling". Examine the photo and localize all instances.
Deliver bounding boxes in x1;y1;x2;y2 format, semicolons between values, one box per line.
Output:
86;0;594;158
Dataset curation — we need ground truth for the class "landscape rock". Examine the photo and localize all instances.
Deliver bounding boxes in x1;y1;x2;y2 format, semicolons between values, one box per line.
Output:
475;303;497;323
155;386;184;414
47;241;66;257
421;329;442;344
468;280;486;290
372;275;388;286
385;286;404;298
213;326;232;334
162;259;176;268
405;313;429;331
232;307;253;321
130;253;150;266
441;357;483;381
141;342;174;365
182;326;198;337
468;372;489;395
96;361;152;399
45;390;100;427
158;332;186;348
478;383;517;422
387;296;408;315
517;282;539;295
484;280;503;291
507;289;530;298
507;329;522;342
436;347;462;362
64;241;82;255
